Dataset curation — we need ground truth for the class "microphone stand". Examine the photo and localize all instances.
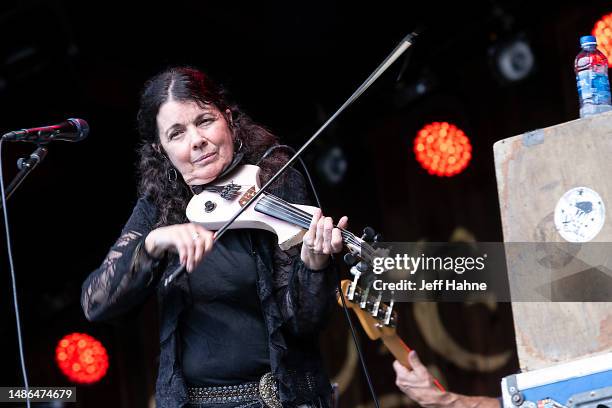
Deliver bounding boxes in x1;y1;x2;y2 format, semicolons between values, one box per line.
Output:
164;30;419;286
0;144;48;209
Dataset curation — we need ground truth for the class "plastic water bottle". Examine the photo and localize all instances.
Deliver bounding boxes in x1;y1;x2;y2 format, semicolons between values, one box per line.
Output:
574;35;612;118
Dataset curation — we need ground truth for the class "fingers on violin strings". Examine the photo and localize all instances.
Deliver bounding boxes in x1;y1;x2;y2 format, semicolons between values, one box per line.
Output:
302;231;313;250
303;209;320;249
323;217;334;254
331;224;343;253
338;215;349;229
309;209;321;231
314;215;326;253
301;214;312;247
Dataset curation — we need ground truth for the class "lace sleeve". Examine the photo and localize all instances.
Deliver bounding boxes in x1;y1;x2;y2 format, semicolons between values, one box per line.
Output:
275;245;336;336
271;168;337;335
81;198;164;322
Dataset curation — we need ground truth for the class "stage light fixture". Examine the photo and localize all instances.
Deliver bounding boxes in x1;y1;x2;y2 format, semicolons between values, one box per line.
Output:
592;12;612;67
414;122;472;177
488;34;535;83
55;333;109;384
317;146;348;184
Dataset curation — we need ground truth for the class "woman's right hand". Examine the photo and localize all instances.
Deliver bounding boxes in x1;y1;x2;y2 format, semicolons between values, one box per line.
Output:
144;223;215;272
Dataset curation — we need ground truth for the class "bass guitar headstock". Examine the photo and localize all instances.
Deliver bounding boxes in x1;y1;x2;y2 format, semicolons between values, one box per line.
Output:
337;279;447;392
342;226;391;310
337;279;397;341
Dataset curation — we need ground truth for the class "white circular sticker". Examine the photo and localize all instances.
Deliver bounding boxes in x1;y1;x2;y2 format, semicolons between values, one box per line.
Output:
554;187;605;242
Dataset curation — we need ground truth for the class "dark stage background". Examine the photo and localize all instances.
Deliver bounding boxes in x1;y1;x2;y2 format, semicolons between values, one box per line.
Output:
0;0;608;407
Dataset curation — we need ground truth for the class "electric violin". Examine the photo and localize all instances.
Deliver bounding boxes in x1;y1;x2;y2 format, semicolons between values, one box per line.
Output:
185;164;387;270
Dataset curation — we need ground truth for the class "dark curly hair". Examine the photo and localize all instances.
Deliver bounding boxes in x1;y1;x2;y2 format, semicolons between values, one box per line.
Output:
136;67;288;227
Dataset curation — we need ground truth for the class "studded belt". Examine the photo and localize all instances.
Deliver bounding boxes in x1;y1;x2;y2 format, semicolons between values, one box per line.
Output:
187;372;281;408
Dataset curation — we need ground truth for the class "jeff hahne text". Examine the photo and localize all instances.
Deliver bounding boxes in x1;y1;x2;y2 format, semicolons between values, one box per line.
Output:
371;253;489;292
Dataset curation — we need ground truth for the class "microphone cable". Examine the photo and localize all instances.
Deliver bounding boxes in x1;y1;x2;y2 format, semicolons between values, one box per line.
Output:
0;139;32;408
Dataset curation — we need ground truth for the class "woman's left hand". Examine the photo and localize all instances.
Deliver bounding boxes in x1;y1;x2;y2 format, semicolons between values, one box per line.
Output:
301;209;348;270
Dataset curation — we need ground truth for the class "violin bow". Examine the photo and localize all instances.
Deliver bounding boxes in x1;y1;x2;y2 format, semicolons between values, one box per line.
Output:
164;31;419;286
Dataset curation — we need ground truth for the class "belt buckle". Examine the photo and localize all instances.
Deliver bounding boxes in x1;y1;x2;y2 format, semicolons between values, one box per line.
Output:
258;372;282;408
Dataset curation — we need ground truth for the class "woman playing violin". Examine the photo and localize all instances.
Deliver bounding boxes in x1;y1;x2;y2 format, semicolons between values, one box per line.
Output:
81;66;348;408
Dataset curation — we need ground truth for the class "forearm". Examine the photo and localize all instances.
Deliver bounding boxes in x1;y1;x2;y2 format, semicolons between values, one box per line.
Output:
81;198;163;322
81;235;164;321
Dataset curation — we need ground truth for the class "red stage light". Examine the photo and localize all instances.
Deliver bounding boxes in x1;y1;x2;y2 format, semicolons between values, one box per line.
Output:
414;122;472;177
592;12;612;67
55;333;109;384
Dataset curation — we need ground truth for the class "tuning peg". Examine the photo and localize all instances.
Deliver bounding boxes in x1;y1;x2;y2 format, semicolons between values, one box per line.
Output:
373;233;383;242
360;285;371;309
343;253;358;267
356;261;369;273
17;157;26;170
384;299;395;326
372;293;382;317
361;226;376;242
349;261;369;276
348;267;361;300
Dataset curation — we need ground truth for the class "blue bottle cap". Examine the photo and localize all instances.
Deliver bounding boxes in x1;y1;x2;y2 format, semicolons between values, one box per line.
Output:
580;35;597;46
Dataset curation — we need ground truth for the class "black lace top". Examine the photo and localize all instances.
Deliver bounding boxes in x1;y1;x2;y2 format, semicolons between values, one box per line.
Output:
81;167;336;408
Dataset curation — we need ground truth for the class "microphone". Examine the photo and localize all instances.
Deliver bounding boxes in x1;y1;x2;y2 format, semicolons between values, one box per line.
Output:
2;118;89;143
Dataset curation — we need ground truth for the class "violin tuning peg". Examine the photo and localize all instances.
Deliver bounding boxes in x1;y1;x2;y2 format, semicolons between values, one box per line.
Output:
362;226;376;242
343;252;358;266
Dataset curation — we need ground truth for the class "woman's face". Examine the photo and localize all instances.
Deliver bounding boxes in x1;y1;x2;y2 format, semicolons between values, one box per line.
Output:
156;99;234;185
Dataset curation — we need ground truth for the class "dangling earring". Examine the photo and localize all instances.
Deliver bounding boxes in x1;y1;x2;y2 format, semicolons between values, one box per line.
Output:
234;137;243;153
167;168;178;182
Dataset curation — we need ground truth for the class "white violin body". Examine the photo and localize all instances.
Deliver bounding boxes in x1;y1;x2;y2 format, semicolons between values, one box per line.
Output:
186;164;318;250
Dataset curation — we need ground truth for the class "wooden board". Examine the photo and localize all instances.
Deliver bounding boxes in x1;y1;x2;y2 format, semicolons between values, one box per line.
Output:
493;110;612;372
